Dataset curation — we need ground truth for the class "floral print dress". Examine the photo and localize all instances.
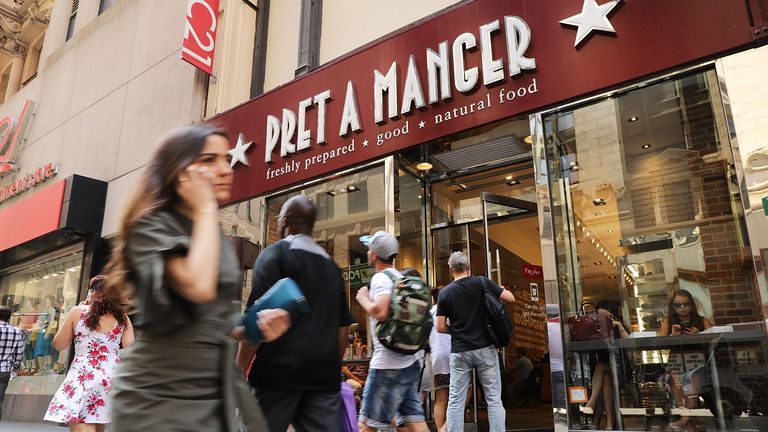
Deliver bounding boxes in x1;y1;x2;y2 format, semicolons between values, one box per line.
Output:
45;307;124;424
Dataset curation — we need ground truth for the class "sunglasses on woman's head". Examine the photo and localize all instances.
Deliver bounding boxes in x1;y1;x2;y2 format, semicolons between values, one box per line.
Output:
673;301;691;308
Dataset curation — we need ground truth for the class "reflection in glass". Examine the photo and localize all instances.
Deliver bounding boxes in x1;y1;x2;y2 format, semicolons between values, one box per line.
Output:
545;70;767;431
0;249;84;398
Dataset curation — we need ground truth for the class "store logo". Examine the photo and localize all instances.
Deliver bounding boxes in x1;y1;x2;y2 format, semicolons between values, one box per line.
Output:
0;162;58;204
0;99;35;175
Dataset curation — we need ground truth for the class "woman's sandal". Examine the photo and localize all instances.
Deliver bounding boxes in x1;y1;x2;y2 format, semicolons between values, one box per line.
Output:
579;405;594;415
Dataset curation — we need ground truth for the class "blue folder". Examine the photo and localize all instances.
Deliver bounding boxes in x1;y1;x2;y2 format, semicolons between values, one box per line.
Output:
242;277;310;343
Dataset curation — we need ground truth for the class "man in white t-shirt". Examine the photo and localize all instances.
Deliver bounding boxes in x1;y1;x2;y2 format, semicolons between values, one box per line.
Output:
355;231;428;432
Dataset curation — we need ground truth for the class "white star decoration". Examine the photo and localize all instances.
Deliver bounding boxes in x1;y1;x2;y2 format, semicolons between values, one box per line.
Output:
560;0;621;47
227;133;252;168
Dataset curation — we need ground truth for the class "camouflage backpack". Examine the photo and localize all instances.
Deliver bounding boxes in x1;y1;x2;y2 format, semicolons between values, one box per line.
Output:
375;269;433;355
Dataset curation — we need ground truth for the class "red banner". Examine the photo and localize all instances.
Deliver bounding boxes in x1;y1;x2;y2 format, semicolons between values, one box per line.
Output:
210;0;755;203
181;0;219;75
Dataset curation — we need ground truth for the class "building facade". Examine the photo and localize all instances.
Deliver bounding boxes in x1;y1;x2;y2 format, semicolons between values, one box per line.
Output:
1;0;767;429
209;1;768;431
0;0;208;422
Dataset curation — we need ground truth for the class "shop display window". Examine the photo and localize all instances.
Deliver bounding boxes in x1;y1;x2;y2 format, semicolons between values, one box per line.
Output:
0;248;83;397
544;70;768;431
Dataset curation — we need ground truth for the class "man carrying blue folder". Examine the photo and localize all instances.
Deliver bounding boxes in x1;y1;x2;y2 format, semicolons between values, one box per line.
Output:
238;195;353;432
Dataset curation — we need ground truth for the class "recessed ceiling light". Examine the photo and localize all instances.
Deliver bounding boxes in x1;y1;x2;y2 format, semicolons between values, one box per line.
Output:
416;162;433;171
326;191;337;197
505;175;513;180
607;229;613;233
641;144;652;149
458;183;467;189
524;135;533;144
507;180;520;186
595;212;602;216
593;198;607;206
347;186;359;192
608;276;616;279
594;261;603;266
628;116;639;122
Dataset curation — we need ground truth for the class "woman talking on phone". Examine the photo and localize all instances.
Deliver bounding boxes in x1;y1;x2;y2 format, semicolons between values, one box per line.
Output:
102;125;291;431
659;289;713;336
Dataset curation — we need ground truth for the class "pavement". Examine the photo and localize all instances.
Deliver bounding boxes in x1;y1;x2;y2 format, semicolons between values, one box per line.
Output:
1;422;68;431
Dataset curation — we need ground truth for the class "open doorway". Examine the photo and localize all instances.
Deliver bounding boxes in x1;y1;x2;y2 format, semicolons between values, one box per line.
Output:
425;162;553;431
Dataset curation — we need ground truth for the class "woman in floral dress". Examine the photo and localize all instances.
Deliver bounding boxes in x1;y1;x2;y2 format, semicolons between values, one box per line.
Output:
44;275;135;432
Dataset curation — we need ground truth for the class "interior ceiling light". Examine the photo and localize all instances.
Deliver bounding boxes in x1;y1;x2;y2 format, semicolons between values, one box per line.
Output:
458;183;467;189
595;212;602;216
524;135;533;144
347;186;359;192
607;229;613;233
506;179;520;186
416;162;433;171
641;144;652;149
628;116;639;122
593;198;607;206
608;276;616;279
505;175;513;180
326;191;337;197
594;261;603;266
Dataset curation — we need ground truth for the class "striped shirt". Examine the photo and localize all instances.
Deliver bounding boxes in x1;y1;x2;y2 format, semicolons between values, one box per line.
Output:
0;320;25;373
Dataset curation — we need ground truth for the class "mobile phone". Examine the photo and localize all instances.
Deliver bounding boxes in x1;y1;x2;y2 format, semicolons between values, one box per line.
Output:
678;321;691;331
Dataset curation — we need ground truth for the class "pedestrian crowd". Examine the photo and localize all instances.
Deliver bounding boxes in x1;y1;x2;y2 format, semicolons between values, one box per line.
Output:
0;125;516;432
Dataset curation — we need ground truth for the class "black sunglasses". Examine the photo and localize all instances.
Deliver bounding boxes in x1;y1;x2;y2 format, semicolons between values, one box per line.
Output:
672;301;691;309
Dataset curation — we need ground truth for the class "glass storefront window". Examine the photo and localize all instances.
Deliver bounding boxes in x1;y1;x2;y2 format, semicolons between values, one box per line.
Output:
544;70;768;431
0;247;84;398
263;164;387;359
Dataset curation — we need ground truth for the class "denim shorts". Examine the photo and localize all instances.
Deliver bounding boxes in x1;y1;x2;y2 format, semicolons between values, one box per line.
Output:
359;361;425;428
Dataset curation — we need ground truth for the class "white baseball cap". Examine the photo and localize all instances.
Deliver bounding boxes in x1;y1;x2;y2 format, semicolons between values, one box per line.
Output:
359;231;399;262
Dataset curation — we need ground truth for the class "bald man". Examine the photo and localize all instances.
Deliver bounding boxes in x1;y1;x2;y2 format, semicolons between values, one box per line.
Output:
237;195;353;432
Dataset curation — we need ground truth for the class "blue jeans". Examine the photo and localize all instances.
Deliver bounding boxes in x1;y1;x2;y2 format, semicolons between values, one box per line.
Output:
447;346;505;432
359;361;425;429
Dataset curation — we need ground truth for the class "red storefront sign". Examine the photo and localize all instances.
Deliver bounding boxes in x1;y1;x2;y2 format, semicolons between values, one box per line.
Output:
523;264;543;280
181;0;219;75
210;0;757;204
0;179;65;251
0;99;34;174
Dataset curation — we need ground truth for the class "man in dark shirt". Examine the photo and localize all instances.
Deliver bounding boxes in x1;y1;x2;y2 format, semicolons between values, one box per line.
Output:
237;195;353;432
436;251;515;432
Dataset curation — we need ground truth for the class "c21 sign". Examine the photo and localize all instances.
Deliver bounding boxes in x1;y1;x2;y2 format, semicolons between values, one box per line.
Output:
181;0;219;76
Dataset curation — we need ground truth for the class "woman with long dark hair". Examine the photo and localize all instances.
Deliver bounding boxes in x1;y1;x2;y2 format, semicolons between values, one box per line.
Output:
44;275;135;431
102;125;290;431
659;289;712;336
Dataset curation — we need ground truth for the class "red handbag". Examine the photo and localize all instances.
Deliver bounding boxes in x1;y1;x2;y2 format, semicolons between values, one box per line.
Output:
567;301;613;341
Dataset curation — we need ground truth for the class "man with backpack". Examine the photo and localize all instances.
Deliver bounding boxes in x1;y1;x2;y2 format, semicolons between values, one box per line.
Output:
436;251;515;432
355;231;430;432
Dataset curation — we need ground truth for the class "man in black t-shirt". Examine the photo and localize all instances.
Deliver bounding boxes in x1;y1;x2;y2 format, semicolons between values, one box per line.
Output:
237;195;353;432
436;251;515;432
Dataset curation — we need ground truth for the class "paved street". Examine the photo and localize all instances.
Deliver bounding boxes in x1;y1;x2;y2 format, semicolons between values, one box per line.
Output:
2;422;69;431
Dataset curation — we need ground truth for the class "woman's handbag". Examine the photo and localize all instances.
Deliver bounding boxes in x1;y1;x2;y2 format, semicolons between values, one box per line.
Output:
566;301;612;341
340;382;359;432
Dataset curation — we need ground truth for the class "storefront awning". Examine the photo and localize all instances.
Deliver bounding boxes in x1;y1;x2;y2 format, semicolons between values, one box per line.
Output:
0;179;65;252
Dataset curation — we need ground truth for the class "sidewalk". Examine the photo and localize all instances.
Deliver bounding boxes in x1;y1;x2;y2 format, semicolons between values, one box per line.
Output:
2;422;67;431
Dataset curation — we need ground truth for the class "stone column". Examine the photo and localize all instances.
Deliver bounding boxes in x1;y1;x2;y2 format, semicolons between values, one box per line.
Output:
5;55;25;100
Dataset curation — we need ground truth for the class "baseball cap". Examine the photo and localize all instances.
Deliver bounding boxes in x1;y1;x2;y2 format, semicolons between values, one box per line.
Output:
359;231;399;261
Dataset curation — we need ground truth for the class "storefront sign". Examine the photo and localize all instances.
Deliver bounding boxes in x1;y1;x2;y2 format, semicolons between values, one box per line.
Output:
342;263;373;287
211;0;756;203
0;179;65;251
0;99;35;175
523;264;543;279
0;162;58;204
181;0;219;75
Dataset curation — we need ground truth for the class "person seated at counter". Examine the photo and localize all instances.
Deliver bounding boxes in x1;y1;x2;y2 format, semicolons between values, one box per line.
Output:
659;288;713;336
579;300;630;431
659;289;713;431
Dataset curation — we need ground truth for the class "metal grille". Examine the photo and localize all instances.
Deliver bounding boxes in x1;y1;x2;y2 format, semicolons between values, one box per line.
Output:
432;135;530;172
